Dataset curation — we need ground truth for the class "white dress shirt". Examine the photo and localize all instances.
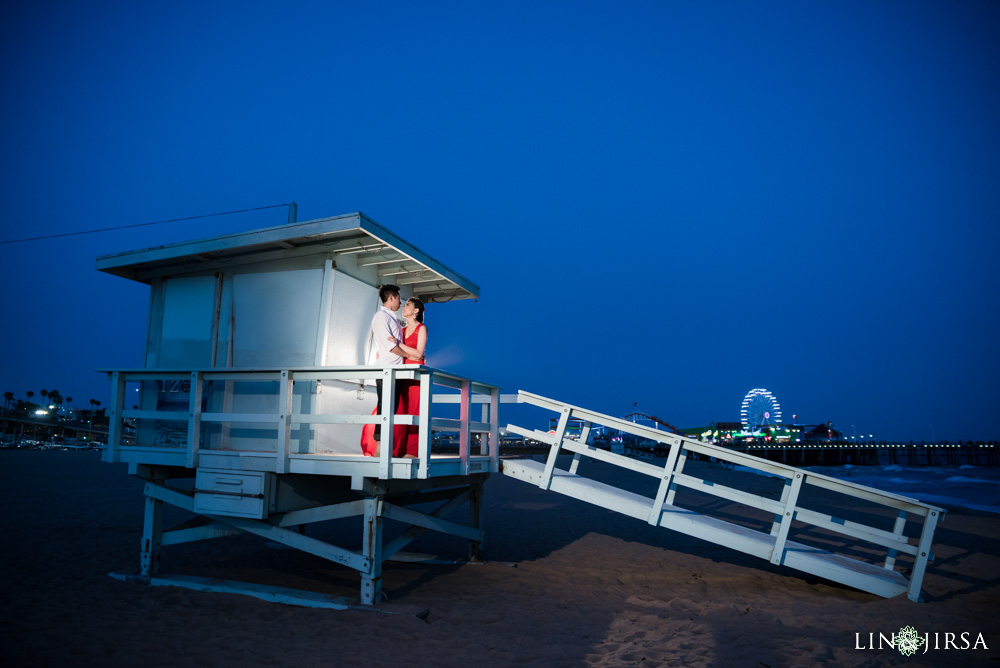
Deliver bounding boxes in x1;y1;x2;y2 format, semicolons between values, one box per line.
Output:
370;306;403;366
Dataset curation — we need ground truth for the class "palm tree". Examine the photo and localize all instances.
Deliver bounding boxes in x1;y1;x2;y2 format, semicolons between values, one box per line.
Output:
40;389;48;405
26;391;34;408
3;392;12;409
50;393;63;421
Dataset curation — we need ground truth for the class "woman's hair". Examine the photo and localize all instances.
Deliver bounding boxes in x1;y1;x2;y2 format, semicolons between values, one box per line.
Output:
406;297;425;323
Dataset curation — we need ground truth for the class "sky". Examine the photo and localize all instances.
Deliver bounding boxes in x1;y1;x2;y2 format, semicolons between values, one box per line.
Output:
1;0;998;442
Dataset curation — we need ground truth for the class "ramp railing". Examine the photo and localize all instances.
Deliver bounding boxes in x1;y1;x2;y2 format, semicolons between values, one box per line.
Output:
504;391;944;602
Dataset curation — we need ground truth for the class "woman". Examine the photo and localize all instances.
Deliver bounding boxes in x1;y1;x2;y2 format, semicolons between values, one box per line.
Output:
389;297;426;457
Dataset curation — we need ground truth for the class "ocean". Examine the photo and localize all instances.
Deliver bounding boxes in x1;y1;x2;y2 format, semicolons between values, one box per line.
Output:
803;464;1000;515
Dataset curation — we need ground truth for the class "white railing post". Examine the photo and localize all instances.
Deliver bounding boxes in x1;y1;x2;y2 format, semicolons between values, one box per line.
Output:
489;387;500;471
884;510;907;570
907;508;942;602
665;447;688;506
378;368;396;480
458;379;471;475
417;368;432;479
185;371;203;469
648;439;684;525
770;472;804;565
276;370;292;474
569;421;592;475
104;371;126;463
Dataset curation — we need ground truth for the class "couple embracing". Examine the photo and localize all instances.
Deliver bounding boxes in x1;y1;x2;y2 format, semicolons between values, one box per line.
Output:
361;284;427;458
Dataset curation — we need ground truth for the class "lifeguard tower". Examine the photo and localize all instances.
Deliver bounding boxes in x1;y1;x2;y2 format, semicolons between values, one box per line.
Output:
99;212;946;607
98;212;502;606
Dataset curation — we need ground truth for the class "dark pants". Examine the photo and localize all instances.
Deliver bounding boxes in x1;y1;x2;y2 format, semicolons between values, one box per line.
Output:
373;378;402;442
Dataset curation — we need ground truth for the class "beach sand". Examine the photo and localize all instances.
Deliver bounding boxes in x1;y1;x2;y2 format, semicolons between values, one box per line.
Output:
1;450;997;667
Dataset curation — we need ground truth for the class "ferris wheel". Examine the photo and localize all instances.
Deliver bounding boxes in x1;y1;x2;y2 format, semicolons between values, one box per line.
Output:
740;388;782;431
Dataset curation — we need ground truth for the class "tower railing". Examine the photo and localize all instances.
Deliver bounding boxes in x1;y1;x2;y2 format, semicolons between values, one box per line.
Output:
102;365;501;480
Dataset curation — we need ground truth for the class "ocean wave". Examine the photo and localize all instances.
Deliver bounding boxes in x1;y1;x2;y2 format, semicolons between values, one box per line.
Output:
944;475;1000;485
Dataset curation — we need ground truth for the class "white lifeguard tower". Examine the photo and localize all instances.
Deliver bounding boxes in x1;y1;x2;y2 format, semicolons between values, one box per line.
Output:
99;212;501;606
99;211;946;607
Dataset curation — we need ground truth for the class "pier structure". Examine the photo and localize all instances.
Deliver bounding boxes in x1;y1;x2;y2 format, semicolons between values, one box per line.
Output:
725;442;998;467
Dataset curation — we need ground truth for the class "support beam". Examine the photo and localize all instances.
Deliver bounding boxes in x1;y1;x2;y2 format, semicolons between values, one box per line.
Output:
361;488;385;605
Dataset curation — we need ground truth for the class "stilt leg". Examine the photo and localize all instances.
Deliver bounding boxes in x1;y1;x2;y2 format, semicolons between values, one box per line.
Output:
361;486;384;605
468;480;485;562
141;491;163;577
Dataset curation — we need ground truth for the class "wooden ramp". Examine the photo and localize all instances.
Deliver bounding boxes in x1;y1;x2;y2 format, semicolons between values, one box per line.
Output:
502;391;945;602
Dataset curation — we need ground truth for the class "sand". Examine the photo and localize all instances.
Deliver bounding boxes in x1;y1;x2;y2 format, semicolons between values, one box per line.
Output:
1;450;997;667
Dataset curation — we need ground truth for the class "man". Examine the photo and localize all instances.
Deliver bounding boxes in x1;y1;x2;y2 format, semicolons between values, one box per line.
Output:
370;284;406;446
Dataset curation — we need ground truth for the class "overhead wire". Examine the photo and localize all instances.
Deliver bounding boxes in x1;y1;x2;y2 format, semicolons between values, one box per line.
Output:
0;203;292;245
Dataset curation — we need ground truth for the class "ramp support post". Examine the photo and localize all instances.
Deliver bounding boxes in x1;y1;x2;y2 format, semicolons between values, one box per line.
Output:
468;479;485;561
541;407;571;489
907;508;941;602
568;421;592;475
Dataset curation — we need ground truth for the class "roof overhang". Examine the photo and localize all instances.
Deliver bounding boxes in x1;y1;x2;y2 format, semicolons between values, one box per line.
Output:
95;212;479;302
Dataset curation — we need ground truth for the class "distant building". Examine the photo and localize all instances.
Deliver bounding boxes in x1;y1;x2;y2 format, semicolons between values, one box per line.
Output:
803;422;842;441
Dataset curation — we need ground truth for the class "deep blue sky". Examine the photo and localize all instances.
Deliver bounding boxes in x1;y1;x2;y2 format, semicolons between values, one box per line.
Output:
2;1;998;442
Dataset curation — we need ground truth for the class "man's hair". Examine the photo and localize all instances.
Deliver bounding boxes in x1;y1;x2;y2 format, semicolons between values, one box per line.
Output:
378;284;400;304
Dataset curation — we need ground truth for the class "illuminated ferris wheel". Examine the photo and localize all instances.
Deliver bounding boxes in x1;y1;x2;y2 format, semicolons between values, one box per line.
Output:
741;388;782;431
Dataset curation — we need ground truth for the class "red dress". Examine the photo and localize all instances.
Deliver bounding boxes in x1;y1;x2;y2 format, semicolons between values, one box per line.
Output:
401;324;425;455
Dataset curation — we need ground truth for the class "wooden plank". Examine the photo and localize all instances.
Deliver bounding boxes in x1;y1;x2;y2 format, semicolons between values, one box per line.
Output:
111;573;359;610
161;523;241;546
290;414;418;425
276;500;367;527
382;487;472;560
516;391;685;446
804;475;942;515
381;503;483;542
218;515;370;573
201;412;278;424
782;545;908;599
793;508;917;555
121;410;189;421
